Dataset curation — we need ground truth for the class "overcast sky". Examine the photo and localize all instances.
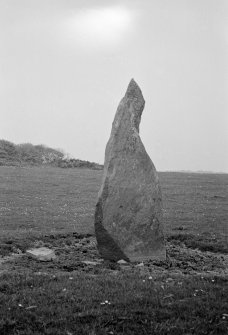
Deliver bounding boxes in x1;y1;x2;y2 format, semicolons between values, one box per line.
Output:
0;0;227;172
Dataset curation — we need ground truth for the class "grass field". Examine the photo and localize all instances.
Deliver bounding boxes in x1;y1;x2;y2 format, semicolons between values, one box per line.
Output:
0;166;227;334
0;166;227;236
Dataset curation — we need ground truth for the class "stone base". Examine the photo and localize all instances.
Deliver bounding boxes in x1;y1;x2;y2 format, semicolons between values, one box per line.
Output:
127;248;167;262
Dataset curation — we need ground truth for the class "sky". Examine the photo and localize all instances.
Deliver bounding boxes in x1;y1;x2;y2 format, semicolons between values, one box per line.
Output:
0;0;227;172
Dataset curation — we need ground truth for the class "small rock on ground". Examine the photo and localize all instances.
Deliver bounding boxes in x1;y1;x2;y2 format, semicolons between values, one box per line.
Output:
26;247;56;262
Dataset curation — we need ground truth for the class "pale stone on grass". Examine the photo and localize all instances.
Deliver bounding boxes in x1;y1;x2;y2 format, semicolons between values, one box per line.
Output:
117;259;128;265
26;247;56;261
95;79;166;262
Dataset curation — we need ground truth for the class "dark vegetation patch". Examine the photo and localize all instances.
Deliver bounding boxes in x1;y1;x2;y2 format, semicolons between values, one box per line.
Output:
0;139;102;169
0;232;227;274
167;233;228;254
0;232;93;257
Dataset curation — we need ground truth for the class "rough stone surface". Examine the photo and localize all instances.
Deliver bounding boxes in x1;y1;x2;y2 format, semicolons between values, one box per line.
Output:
26;247;56;261
95;79;166;262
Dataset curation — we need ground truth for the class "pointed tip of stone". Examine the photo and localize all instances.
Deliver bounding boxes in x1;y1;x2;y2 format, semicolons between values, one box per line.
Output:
128;78;140;90
129;78;137;85
125;78;144;101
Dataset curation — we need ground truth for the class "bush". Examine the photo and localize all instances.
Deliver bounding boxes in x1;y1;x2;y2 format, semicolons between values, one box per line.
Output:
0;139;103;170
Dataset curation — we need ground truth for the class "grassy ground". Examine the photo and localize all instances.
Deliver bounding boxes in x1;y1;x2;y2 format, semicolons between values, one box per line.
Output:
0;166;227;334
0;231;227;335
0;166;100;238
0;269;227;335
0;166;227;238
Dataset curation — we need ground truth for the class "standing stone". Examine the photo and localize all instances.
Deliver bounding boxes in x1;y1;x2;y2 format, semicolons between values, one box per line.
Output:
95;79;165;262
